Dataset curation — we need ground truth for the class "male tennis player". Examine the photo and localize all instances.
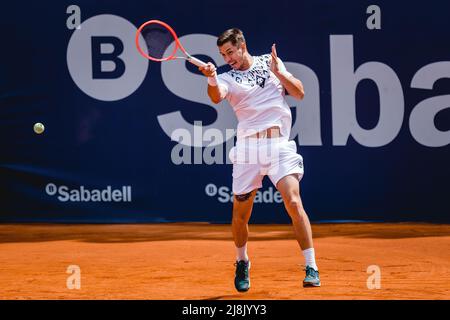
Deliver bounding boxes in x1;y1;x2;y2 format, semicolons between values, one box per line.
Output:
199;28;320;291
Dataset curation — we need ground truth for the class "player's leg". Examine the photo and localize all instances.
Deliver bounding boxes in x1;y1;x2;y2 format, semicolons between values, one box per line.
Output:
266;140;313;250
232;189;257;257
232;189;257;292
276;174;320;287
276;174;313;250
268;139;320;287
229;139;263;292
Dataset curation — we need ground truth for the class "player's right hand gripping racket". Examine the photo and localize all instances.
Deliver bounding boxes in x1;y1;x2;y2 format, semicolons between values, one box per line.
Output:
135;20;207;68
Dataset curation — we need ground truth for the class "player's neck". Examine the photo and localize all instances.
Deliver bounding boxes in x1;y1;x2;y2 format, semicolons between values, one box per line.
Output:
238;53;253;71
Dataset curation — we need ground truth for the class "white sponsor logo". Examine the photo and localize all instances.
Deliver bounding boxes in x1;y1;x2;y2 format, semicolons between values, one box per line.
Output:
45;183;132;202
67;14;148;101
66;14;450;147
205;183;283;204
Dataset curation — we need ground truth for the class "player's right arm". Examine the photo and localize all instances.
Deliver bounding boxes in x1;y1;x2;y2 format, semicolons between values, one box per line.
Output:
199;62;228;104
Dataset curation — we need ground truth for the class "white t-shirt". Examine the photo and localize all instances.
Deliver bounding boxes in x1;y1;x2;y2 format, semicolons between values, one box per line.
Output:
217;54;293;139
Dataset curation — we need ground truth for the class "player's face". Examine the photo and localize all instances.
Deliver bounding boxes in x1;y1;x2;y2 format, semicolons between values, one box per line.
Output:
219;41;245;70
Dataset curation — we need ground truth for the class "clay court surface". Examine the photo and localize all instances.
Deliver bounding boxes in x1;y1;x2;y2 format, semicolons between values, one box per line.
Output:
0;223;449;300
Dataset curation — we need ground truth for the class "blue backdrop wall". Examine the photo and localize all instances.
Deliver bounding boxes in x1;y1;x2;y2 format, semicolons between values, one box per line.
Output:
1;0;449;223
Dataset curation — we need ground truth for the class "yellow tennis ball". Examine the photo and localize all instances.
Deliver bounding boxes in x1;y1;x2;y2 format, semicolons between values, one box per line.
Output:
34;122;45;134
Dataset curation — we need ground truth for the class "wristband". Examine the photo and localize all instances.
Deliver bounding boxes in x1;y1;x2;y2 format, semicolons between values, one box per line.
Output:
207;75;218;86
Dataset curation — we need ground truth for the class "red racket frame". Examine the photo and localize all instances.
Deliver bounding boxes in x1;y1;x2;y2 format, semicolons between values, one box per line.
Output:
135;20;190;62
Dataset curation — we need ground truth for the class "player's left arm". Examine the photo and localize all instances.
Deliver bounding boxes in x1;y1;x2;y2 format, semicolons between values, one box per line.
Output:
270;44;304;100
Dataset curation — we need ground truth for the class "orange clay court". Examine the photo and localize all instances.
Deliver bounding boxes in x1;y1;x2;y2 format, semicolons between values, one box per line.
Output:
0;223;449;300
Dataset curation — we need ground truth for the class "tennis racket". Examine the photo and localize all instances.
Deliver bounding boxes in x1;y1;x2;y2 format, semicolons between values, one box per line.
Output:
135;20;207;68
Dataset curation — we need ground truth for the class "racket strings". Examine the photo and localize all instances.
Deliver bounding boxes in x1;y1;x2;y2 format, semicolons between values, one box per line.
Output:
141;24;175;59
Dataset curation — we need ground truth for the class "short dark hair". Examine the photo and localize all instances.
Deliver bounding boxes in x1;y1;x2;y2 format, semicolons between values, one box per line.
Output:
217;28;245;47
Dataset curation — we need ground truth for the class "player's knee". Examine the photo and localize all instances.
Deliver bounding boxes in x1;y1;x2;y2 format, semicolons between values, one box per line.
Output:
234;191;253;202
232;213;249;225
285;197;303;211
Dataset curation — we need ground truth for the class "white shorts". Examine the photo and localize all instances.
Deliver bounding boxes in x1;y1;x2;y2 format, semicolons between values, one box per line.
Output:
229;137;304;195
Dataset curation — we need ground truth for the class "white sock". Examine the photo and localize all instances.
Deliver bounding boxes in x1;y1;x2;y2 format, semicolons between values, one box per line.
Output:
236;243;249;262
302;248;318;271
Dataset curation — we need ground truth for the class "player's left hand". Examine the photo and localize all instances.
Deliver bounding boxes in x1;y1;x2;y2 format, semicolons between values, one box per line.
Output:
270;43;281;75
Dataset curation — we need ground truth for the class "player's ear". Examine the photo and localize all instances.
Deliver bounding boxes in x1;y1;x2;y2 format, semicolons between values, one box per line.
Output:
241;41;247;52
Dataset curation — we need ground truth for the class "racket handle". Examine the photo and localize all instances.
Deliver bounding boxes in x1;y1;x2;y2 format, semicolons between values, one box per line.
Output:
188;56;207;68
